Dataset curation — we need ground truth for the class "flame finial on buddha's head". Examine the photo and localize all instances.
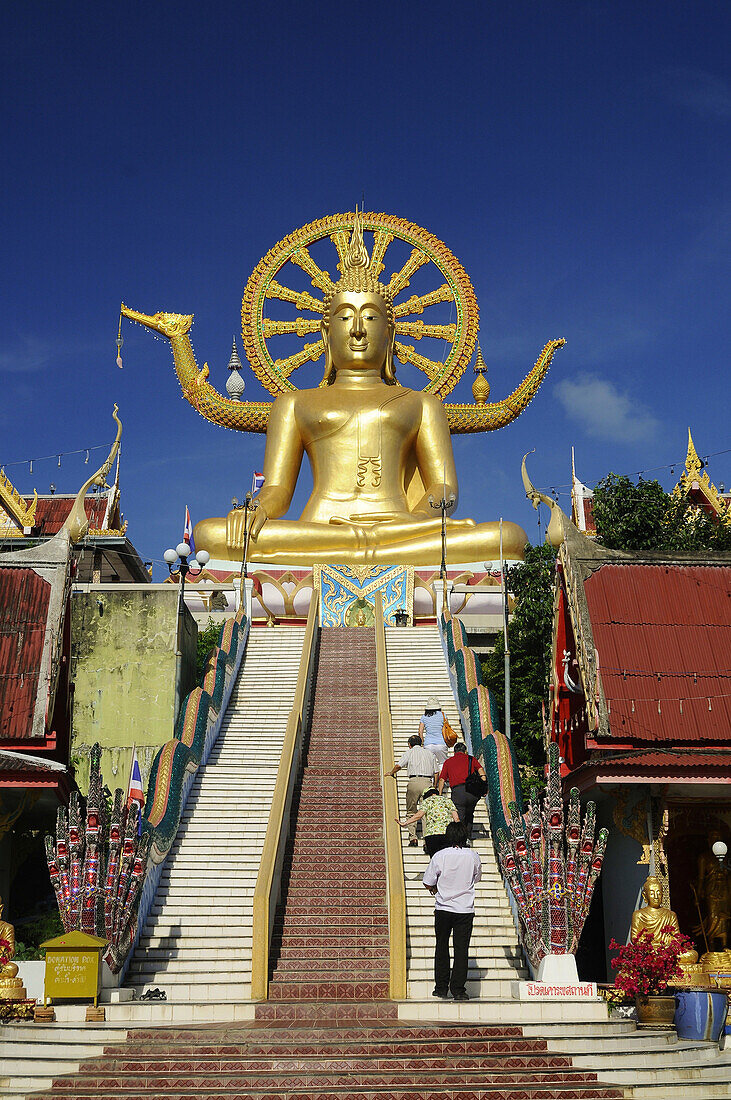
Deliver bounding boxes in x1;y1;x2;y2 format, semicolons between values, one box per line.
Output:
323;207;395;320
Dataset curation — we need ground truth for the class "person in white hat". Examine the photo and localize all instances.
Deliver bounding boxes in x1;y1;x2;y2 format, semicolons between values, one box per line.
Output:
419;696;449;770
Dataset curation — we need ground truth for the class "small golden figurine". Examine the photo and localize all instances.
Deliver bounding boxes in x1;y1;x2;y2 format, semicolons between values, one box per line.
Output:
0;894;26;1001
630;875;699;977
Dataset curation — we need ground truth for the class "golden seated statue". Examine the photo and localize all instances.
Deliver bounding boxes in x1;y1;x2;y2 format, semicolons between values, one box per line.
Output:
123;211;564;567
0;895;26;1001
630;875;699;977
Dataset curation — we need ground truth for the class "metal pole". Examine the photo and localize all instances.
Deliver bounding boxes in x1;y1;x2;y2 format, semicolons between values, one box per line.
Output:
242;496;250;583
430;491;452;614
440;499;448;612
173;559;187;730
500;520;511;740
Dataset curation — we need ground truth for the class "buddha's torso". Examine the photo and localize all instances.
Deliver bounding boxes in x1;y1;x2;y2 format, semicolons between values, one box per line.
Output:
633;905;679;943
294;381;423;523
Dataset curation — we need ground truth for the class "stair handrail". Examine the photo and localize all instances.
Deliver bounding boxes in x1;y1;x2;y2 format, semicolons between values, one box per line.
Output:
251;599;319;1000
374;593;407;1000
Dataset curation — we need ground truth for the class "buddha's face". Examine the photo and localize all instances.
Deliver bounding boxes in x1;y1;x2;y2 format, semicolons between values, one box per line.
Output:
644;880;663;908
323;291;392;374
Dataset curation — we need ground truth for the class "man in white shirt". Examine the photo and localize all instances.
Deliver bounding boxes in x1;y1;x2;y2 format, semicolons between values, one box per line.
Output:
386;735;438;846
422;821;482;1000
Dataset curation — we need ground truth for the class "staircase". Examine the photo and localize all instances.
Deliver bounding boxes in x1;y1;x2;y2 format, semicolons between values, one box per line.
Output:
385;623;529;998
9;1012;731;1099
21;1010;631;1099
124;625;306;1002
268;627;391;1001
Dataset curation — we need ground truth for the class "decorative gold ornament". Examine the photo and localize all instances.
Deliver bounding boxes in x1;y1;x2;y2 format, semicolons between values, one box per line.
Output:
122;211;564;436
0;469;37;533
64;406;122;544
673;428;731;525
241;209;478;400
471;346;490;405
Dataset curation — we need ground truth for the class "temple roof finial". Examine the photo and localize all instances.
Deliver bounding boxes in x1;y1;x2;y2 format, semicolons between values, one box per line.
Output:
685;427;702;475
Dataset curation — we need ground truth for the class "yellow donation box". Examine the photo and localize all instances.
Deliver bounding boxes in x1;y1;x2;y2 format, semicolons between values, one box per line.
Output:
41;930;108;1007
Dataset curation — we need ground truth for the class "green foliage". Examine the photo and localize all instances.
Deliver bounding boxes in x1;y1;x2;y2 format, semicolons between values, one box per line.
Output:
13;909;64;960
518;762;545;801
593;473;731;553
482;543;556;770
592;475;667;552
196;618;220;680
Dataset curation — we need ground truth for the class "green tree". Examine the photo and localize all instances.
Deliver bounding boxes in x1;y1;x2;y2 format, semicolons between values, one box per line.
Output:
593;473;731;553
592;474;668;551
196;618;220;680
482;542;556;772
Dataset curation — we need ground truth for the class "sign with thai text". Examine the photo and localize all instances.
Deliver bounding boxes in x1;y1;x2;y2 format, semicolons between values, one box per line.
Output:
513;980;598;999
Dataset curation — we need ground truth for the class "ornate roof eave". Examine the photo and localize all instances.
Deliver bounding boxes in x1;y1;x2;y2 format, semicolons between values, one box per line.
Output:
63;406;122;543
0;468;37;532
673;428;731;524
87;522;128;538
522;453;627;740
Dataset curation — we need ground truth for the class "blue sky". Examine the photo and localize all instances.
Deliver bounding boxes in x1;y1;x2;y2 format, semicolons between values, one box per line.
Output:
1;1;729;575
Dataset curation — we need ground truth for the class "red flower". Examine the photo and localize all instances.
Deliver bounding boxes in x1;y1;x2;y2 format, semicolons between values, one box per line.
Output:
608;931;694;998
0;937;11;967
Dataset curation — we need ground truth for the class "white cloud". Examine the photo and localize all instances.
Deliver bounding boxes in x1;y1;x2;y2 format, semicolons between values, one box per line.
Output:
0;334;109;375
0;336;54;374
554;373;660;444
659;67;731;119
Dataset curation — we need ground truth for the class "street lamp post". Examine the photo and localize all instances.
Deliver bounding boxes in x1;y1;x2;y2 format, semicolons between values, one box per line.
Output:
163;542;210;725
163;542;210;611
429;489;455;612
231;492;259;607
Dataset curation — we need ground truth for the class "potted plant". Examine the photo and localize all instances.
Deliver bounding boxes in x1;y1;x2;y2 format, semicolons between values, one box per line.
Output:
609;931;695;1028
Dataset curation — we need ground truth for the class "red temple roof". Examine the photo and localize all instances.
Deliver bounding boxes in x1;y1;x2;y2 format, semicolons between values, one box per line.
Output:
27;495;109;535
585;563;731;744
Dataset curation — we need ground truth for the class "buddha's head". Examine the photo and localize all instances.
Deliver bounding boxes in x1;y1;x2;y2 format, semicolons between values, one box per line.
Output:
321;211;396;384
642;875;664;909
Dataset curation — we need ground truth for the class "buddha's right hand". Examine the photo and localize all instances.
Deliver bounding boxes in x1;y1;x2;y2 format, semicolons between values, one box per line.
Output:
120;304;193;339
227;504;269;549
249;505;269;541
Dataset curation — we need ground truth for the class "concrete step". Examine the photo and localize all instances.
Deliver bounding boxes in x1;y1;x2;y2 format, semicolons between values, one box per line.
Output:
124;980;253;1000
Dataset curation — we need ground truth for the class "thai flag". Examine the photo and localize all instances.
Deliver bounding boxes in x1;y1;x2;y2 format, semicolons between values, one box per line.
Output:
251;472;265;496
183;506;195;556
126;750;144;835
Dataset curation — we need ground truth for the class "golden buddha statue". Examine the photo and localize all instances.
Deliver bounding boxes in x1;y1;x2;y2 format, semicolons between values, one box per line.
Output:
0;895;26;1001
630;875;698;973
122;211;565;567
694;834;730;953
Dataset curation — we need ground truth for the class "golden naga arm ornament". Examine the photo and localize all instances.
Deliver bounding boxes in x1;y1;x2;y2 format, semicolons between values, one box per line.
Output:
121;305;272;433
444;339;565;433
121;305;563;436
